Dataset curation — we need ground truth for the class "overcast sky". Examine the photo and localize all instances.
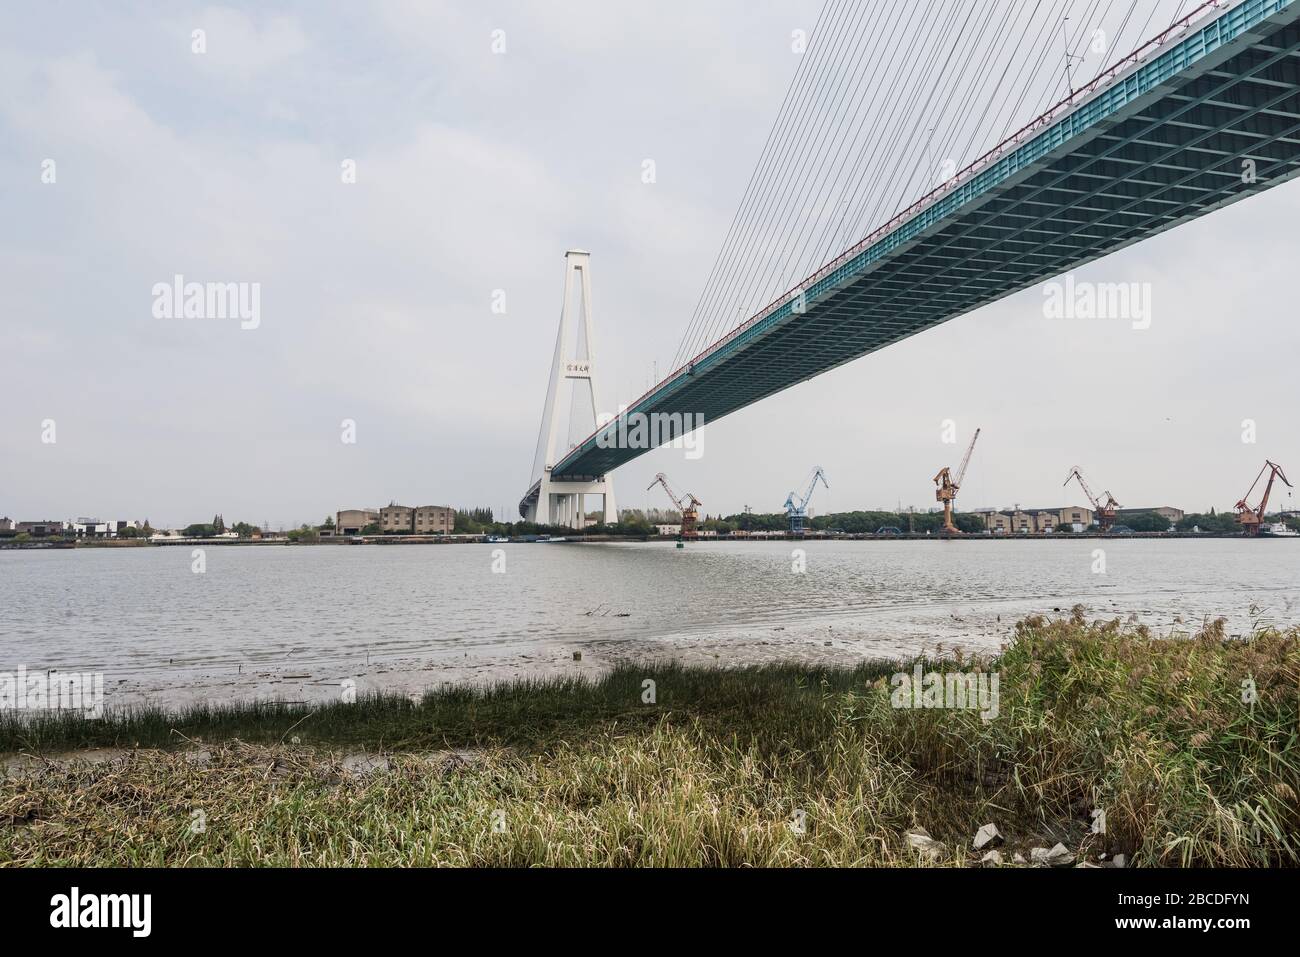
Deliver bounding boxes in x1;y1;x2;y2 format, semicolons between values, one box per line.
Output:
3;1;1298;528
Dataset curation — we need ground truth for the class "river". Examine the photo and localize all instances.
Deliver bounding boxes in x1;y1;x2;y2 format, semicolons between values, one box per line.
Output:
1;539;1295;709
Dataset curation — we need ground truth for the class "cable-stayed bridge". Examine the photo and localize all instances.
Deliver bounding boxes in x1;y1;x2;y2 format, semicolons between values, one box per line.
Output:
522;0;1300;524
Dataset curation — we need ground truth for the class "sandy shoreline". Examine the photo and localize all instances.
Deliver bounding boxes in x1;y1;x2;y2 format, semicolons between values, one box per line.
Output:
74;615;1008;712
80;597;1244;712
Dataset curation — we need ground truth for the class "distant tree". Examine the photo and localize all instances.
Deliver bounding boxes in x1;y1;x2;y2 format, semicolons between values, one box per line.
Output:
142;519;154;537
617;513;652;535
720;511;785;532
212;514;226;534
287;525;320;544
233;521;258;537
361;522;381;535
1123;512;1171;533
117;526;142;539
321;516;335;530
1177;512;1237;534
184;523;216;538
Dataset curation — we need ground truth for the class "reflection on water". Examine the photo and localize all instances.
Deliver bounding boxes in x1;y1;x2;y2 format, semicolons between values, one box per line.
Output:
1;540;1296;706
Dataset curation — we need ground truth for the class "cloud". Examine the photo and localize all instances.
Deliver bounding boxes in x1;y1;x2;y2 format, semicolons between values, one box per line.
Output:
185;7;307;80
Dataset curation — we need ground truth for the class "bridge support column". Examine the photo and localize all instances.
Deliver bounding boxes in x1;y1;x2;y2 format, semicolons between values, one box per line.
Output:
519;250;618;529
529;475;616;529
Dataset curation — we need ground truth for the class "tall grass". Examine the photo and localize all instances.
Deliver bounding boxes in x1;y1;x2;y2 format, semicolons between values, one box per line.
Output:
1;614;1295;866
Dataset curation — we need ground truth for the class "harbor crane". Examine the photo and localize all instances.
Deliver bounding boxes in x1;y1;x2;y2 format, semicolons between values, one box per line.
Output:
1234;460;1292;535
1063;466;1121;530
784;467;828;534
934;428;980;534
647;472;702;538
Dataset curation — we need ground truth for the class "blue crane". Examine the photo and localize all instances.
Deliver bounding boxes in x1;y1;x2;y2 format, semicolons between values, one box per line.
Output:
784;467;828;535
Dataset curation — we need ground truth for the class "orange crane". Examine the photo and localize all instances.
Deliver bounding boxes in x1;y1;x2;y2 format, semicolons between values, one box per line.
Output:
1063;466;1120;530
1234;460;1292;535
934;428;980;534
647;473;702;538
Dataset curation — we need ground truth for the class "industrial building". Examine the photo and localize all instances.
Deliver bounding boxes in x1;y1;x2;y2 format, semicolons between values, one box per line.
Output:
377;504;455;535
70;518;142;539
413;505;454;535
1117;506;1185;524
977;503;1187;534
335;508;379;535
379;504;413;534
977;506;1095;534
15;520;67;537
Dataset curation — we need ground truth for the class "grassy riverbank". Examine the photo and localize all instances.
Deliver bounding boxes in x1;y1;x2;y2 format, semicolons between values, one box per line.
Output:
2;613;1296;867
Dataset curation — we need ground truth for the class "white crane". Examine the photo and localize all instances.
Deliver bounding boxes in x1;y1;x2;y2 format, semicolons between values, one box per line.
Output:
784;467;829;534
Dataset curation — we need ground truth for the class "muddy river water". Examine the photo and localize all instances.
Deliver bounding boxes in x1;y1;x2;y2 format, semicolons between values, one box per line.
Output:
2;538;1295;710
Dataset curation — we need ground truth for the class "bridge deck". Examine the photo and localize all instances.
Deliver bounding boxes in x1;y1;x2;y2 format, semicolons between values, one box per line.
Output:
533;0;1300;503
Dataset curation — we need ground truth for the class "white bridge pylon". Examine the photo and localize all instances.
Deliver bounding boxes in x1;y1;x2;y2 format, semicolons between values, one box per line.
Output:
521;249;617;528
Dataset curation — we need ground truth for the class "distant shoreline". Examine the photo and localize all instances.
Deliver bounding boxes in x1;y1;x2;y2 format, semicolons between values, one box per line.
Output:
0;534;1289;550
0;531;1292;550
